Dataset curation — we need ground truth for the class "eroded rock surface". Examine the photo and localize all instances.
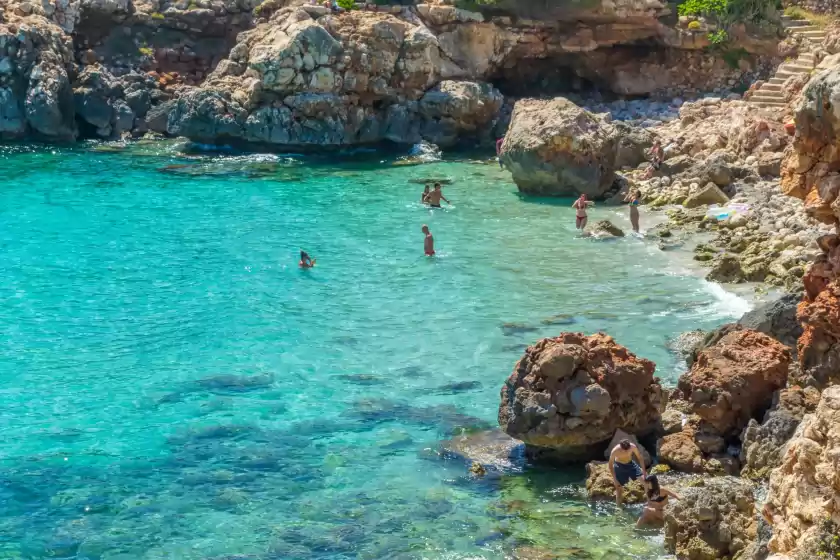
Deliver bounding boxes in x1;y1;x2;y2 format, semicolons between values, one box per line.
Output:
765;386;840;556
664;477;757;560
498;332;664;463
675;329;791;438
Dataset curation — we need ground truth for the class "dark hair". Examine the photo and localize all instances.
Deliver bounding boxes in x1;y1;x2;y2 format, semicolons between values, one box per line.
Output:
645;474;660;499
619;439;632;450
434;182;441;188
300;251;309;260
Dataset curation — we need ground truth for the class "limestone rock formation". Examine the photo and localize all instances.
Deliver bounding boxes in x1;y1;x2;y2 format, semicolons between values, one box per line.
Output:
664;477;757;560
683;182;729;209
765;386;840;556
780;66;840;228
798;264;840;389
0;14;76;140
740;386;820;480
500;98;620;198
676;329;791;437
657;418;739;475
498;332;665;462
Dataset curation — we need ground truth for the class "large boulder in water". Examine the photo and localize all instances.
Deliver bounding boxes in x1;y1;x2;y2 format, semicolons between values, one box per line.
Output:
498;332;665;463
500;98;619;198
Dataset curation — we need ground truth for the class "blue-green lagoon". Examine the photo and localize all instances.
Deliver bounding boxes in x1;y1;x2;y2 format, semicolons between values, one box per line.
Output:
0;141;751;559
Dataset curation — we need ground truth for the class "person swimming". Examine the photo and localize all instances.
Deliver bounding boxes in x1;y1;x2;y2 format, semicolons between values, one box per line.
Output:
425;183;450;208
299;250;316;269
572;193;594;230
421;185;431;204
624;188;642;233
422;225;435;256
636;474;680;527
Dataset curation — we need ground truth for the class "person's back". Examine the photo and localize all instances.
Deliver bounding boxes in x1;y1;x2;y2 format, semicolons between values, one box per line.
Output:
422;225;434;256
427;183;449;208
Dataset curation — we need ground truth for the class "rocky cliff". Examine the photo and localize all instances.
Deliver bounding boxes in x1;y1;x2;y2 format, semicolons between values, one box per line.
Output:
0;0;783;147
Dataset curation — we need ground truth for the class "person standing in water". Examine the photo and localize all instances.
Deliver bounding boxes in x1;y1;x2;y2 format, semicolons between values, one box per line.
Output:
572;193;593;230
422;225;435;256
608;439;648;506
625;188;642;233
421;185;431;204
496;137;505;169
299;250;316;269
426;183;450;208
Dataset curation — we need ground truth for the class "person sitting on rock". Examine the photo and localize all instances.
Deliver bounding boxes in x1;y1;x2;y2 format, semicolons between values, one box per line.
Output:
641;140;664;180
636;474;680;527
608;439;647;506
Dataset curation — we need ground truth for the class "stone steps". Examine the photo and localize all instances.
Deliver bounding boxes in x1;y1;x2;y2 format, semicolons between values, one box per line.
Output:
747;15;822;108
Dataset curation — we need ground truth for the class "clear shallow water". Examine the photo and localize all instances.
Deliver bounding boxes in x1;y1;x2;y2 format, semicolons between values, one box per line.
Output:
0;141;749;559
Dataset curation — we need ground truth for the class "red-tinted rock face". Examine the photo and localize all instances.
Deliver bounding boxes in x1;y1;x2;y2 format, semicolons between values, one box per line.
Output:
498;332;664;462
676;329;791;437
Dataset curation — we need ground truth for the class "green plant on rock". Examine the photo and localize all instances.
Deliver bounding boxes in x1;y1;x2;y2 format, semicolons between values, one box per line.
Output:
688;20;702;29
336;0;355;9
708;29;729;44
138;46;154;57
783;5;806;19
816;516;840;559
150;11;165;19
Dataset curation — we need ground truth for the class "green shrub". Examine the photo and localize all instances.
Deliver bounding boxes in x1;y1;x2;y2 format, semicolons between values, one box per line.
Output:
138;46;154;57
336;0;355;9
687;20;702;29
150;11;165;19
678;0;774;24
708;29;729;44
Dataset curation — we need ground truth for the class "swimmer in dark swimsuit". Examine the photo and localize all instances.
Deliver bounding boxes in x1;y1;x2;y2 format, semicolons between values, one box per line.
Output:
636;474;680;527
426;183;449;208
299;250;316;269
422;224;435;256
608;438;647;506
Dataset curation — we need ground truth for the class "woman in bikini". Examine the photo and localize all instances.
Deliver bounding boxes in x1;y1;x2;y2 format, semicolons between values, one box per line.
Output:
636;474;680;528
624;189;642;233
572;194;593;230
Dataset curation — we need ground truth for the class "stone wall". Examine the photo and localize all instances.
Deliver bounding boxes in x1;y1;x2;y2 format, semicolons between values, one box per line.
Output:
782;0;840;14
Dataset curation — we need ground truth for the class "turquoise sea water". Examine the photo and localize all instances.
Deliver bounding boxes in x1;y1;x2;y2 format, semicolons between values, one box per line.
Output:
0;141;750;559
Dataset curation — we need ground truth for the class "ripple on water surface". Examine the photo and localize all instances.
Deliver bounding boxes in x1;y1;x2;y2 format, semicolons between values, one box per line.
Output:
0;144;744;558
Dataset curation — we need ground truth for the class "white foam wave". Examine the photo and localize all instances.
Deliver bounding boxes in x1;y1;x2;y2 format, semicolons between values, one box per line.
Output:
701;280;753;319
404;142;442;163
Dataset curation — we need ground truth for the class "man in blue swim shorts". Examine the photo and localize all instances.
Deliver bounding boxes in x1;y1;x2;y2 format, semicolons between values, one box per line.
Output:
608;438;647;506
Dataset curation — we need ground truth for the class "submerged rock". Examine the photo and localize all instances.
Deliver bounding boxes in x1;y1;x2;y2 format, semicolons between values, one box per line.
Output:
498;332;665;463
589;220;625;238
